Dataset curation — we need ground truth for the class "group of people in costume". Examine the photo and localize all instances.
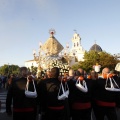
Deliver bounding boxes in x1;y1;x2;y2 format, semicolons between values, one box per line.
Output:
6;65;120;120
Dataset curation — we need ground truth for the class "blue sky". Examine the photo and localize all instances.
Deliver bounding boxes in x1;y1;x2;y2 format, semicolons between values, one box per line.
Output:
0;0;120;66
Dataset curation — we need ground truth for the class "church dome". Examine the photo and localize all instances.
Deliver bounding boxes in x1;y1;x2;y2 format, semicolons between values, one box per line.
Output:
41;29;64;56
89;44;102;52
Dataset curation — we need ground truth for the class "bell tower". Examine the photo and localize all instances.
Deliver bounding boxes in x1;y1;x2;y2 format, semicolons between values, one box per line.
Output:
72;33;81;48
70;31;85;61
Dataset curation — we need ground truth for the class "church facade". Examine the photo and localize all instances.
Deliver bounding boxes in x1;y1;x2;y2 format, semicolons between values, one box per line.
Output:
70;32;85;62
24;31;101;70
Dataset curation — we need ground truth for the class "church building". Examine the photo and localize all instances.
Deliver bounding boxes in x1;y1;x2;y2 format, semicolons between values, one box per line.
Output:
25;31;102;70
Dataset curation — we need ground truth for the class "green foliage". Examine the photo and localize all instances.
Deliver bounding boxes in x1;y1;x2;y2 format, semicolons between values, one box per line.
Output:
31;66;37;74
27;66;37;74
71;51;119;73
0;64;20;76
98;51;119;70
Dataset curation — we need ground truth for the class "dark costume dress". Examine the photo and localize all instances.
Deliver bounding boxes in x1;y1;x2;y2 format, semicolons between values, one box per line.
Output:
37;78;69;120
68;78;93;120
92;76;120;120
6;77;38;120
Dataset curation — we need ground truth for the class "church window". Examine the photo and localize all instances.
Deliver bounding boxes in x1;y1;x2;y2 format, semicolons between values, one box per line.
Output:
74;43;75;47
77;42;79;46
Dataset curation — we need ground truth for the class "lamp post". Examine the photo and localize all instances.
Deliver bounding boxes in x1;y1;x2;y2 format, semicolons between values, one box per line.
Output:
7;63;10;78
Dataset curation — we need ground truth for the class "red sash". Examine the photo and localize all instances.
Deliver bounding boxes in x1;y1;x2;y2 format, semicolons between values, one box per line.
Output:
48;106;64;110
13;108;34;112
72;102;91;109
95;100;116;107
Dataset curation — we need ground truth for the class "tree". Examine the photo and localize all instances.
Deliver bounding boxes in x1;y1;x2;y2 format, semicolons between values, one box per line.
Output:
0;64;20;76
0;64;9;75
98;51;119;70
30;66;37;74
72;51;119;73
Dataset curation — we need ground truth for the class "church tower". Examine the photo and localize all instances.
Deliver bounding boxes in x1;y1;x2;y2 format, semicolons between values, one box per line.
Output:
70;31;85;61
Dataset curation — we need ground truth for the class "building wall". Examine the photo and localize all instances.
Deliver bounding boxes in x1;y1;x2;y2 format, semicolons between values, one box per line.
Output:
24;60;38;69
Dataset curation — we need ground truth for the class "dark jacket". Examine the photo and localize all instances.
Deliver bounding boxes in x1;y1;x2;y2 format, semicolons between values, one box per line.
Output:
37;78;68;120
68;78;93;110
6;77;37;114
92;76;120;107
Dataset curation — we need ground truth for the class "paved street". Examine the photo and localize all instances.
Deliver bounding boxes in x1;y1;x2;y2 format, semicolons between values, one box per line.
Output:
0;89;7;113
0;88;12;120
0;88;7;113
0;112;12;120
